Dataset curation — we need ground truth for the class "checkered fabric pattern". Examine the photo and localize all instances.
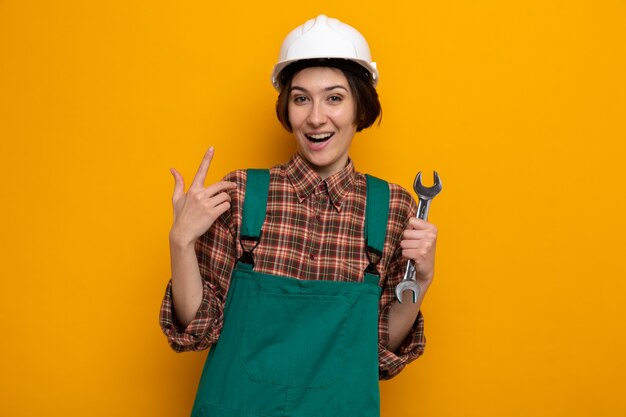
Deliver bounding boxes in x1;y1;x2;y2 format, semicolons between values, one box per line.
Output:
159;152;426;379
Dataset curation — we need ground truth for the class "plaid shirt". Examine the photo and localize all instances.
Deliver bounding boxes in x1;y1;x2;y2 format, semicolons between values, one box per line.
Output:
159;152;426;379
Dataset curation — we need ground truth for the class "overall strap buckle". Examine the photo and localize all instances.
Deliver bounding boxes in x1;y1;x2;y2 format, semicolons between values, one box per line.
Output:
364;174;389;281
238;169;270;269
364;246;382;276
238;236;260;266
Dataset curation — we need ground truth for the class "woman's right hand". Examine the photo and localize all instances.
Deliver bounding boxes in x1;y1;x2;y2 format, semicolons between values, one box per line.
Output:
169;147;237;248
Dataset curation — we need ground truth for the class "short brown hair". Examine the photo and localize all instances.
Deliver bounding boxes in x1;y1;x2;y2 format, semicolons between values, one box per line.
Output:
275;65;382;133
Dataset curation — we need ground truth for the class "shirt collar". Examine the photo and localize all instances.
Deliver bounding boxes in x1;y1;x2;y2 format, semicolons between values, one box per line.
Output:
286;152;356;211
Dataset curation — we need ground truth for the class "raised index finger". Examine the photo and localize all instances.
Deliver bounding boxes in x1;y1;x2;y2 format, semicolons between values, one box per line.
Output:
190;146;214;190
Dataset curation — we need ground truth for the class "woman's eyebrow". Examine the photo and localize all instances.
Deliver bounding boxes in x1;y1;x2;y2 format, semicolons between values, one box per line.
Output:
289;86;308;93
324;85;349;92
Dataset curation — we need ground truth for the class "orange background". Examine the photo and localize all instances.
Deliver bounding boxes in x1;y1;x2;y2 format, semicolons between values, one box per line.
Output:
1;1;625;416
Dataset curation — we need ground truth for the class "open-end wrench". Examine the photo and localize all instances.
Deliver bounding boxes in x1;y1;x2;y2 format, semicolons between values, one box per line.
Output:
395;171;442;303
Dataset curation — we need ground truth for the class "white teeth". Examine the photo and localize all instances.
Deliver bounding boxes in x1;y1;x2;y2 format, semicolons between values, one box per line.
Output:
308;133;333;140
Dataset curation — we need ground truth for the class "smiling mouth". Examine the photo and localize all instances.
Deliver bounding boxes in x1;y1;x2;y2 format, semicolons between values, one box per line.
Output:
306;133;334;143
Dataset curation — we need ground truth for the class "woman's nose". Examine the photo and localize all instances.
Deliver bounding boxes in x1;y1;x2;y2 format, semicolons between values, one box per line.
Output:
306;102;327;126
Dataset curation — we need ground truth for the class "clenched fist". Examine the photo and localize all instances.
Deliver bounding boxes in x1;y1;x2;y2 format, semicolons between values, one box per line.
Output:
400;217;438;287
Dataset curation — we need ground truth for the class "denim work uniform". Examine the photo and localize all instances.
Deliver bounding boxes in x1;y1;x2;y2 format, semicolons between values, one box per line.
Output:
191;169;390;417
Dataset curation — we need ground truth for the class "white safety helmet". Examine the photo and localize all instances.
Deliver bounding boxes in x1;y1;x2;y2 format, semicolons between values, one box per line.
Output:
271;14;379;91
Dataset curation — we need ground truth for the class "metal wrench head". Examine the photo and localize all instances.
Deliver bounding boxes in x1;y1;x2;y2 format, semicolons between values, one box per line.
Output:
413;171;442;200
395;280;420;304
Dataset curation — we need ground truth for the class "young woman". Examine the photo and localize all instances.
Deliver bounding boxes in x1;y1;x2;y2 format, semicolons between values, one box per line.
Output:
160;15;438;417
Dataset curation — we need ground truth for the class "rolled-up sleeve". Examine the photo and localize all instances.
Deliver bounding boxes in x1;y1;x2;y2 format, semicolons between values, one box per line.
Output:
159;278;224;352
378;301;426;379
158;170;245;352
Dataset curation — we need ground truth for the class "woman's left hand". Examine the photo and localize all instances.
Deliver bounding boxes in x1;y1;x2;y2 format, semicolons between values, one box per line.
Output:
400;218;438;289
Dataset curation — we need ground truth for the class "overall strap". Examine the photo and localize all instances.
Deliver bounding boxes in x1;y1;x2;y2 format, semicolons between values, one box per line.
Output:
364;174;390;283
239;169;270;267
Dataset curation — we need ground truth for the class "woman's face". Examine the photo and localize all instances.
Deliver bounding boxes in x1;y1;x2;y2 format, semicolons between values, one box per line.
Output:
288;67;357;179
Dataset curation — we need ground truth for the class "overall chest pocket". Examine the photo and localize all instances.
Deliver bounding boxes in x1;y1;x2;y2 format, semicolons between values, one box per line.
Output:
239;289;351;389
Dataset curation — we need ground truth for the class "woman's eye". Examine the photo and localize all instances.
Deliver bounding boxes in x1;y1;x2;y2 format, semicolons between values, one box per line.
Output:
328;95;342;102
292;96;308;104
